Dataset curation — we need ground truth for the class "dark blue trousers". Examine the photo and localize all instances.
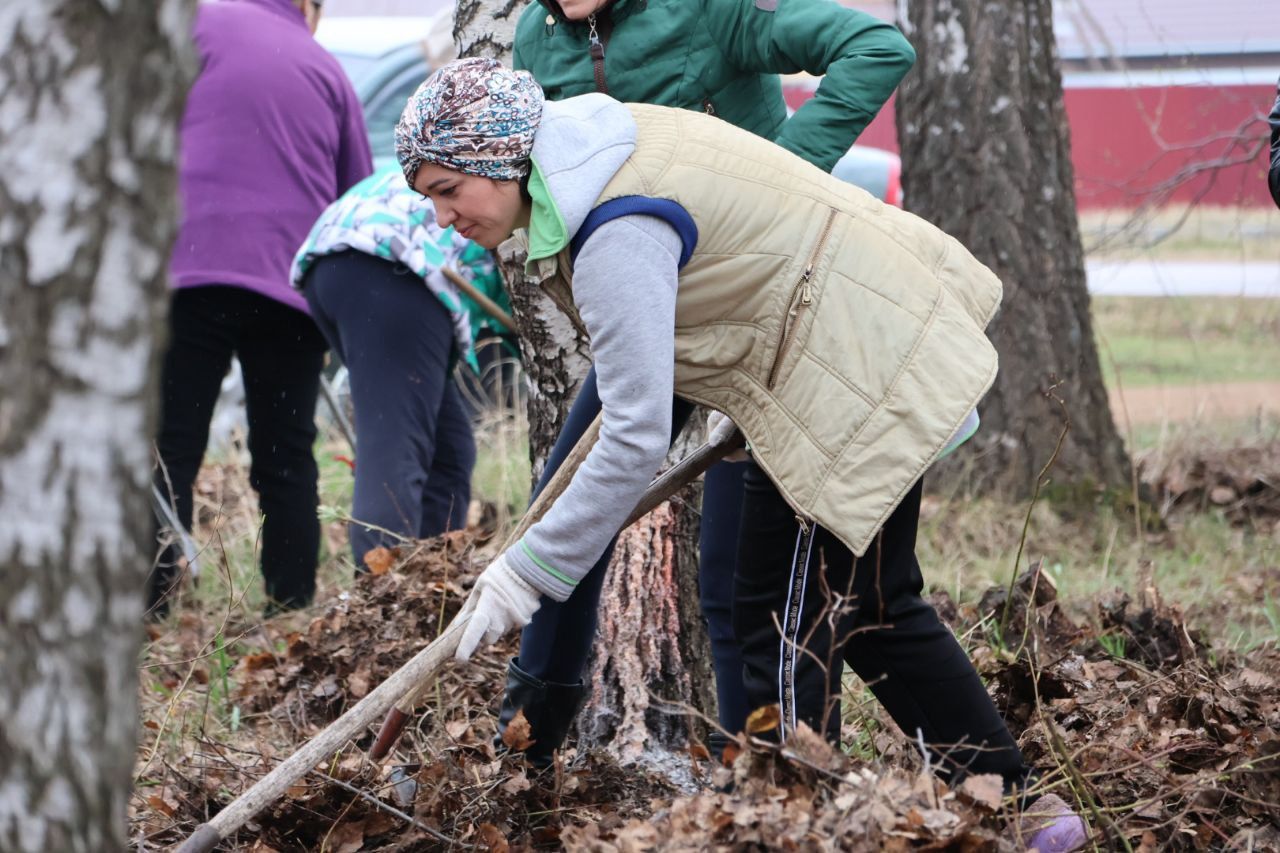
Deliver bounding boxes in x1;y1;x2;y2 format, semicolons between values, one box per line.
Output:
515;369;750;734
304;251;475;565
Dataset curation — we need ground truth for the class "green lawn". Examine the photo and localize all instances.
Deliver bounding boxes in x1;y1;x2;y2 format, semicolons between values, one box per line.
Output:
1092;295;1280;387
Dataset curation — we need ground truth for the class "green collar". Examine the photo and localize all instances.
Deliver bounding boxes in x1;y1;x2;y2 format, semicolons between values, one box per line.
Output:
525;159;569;265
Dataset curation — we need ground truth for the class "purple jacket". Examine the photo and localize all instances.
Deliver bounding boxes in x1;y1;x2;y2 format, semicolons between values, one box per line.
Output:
171;0;372;313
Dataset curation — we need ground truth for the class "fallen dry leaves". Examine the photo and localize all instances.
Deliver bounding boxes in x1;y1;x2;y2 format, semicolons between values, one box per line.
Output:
131;529;1280;852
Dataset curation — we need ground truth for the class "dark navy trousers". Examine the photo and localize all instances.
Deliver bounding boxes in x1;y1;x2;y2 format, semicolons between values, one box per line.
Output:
304;251;475;565
514;369;750;734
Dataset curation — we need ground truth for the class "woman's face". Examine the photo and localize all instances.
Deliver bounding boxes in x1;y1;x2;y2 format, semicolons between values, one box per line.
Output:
556;0;612;21
413;163;529;249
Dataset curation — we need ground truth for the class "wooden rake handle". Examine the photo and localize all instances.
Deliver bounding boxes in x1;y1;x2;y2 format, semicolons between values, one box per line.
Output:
367;413;604;761
175;418;742;852
442;266;518;336
175;614;472;853
368;425;746;761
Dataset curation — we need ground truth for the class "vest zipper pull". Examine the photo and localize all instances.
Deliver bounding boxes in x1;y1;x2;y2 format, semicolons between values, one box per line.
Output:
800;266;814;304
587;13;608;93
588;14;603;56
545;13;556;35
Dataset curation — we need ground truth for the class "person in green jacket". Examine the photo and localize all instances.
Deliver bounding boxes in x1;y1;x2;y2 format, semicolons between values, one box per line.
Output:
501;0;916;764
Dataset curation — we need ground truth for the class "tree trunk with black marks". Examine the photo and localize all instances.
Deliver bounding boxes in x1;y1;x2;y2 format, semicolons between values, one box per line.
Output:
896;0;1132;498
477;5;717;754
454;0;529;61
0;2;194;851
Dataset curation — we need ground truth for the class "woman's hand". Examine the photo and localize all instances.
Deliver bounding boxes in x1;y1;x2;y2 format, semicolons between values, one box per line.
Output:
455;553;543;661
707;411;749;462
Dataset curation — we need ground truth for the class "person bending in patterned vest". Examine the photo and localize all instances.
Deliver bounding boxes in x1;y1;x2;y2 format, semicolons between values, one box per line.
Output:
395;59;1089;852
292;164;513;569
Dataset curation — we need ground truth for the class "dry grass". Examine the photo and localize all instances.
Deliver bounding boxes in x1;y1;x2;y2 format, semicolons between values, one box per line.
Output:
1081;205;1280;263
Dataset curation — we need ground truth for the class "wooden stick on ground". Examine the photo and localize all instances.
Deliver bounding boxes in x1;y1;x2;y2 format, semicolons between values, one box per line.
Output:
174;614;471;853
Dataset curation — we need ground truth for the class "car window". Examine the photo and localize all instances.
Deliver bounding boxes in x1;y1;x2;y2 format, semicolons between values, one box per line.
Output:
364;62;430;161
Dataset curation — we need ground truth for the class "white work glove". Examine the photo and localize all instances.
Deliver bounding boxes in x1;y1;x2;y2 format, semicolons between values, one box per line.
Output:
455;552;542;662
706;410;749;462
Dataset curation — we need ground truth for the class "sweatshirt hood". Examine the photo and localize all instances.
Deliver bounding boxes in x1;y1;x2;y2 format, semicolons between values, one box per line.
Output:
525;93;636;263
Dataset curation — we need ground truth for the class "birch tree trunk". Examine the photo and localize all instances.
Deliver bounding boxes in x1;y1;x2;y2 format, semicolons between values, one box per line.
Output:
470;0;717;753
896;0;1133;498
0;3;193;850
454;0;528;61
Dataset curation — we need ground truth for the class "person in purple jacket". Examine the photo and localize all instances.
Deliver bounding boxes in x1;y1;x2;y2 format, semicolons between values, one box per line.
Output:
149;0;373;618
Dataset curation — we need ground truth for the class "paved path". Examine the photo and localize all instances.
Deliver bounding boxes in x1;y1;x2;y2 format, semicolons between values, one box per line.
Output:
1109;380;1280;427
1087;260;1280;298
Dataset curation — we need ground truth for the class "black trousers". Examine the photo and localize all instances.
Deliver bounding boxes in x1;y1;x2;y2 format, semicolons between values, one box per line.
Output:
151;285;327;612
304;251;476;564
733;463;1030;787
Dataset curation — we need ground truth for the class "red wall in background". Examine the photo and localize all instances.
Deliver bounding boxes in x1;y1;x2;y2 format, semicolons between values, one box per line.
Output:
784;82;1275;209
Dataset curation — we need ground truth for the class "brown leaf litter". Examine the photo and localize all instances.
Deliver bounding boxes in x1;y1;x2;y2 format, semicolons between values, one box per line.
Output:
133;537;1279;851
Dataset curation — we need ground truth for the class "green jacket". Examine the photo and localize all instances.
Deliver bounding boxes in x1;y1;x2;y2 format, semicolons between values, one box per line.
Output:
512;0;915;172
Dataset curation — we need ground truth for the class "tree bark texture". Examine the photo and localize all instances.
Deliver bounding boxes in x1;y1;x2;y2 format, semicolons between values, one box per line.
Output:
0;2;194;851
454;0;528;61
896;0;1132;497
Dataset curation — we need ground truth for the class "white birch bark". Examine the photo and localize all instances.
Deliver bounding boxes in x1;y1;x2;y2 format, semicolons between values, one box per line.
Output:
0;2;194;850
454;0;529;62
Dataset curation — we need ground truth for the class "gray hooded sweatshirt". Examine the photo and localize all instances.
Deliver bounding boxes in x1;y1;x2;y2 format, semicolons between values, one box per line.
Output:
505;95;686;602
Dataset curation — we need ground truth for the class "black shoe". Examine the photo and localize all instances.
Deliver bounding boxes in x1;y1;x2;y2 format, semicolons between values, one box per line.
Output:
145;560;182;622
494;657;587;768
707;730;732;762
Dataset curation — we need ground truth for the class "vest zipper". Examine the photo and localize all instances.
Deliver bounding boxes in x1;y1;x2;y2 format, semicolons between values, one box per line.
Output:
703;98;717;116
767;208;837;390
587;14;609;94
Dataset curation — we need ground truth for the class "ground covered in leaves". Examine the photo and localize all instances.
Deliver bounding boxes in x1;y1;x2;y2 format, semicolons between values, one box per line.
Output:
132;455;1280;851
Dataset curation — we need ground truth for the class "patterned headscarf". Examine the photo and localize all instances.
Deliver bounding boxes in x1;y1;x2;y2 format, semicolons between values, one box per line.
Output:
395;57;544;185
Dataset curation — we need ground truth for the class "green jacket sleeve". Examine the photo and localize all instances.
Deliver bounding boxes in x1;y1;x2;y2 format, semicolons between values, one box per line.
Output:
706;0;915;172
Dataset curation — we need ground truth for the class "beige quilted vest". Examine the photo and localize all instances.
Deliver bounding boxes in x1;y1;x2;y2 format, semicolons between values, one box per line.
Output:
537;103;1003;556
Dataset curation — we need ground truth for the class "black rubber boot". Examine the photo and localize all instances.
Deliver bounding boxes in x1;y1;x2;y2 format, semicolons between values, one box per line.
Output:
495;658;587;768
707;730;732;762
145;551;182;622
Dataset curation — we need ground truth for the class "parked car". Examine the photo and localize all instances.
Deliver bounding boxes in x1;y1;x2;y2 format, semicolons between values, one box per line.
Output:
316;15;452;165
